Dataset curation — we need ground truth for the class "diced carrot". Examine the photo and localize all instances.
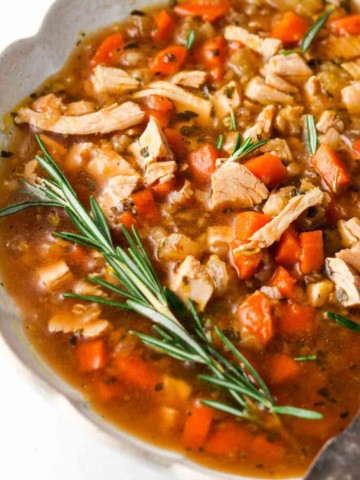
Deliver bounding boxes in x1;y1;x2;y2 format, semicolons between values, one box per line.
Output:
92;33;124;66
117;212;139;231
164;128;188;158
112;352;160;390
251;434;285;463
201;36;225;82
277;302;316;335
353;139;360;155
183;400;214;449
312;144;350;193
235;212;271;242
187;143;218;183
152;10;175;41
299;230;324;274
271;12;308;45
331;14;360;36
231;242;263;280
69;244;89;268
269;266;297;299
151;178;176;198
275;227;301;266
237;291;274;348
142;95;174;128
131;189;160;224
267;354;301;385
205;421;251;455
77;340;107;373
150;45;187;75
174;0;231;22
244;153;287;188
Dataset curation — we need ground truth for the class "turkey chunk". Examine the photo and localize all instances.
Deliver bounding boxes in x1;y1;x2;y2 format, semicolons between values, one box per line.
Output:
213;81;242;119
37;260;72;290
338;218;360;247
235;188;324;252
210;162;269;210
158;233;202;261
171;70;207;88
91;65;141;95
144;161;177;187
259;138;293;162
263;186;296;217
170;256;214;311
323;36;360;60
16;101;145;135
341;59;360;80
138;116;175;166
316;110;345;133
245;77;294;105
205;255;229;295
48;304;110;338
264;54;312;77
134;81;212;122
336;243;360;272
326;257;360;307
243;105;276;140
342;82;360;115
264;72;298;94
224;26;282;58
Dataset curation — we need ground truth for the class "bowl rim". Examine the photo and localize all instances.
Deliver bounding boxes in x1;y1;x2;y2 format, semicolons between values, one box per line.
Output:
0;1;302;479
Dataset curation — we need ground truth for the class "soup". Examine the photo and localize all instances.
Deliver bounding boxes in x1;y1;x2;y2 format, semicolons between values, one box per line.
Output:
1;0;360;478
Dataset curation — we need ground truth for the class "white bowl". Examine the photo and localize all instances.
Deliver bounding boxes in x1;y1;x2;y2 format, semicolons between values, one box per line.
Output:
0;1;299;479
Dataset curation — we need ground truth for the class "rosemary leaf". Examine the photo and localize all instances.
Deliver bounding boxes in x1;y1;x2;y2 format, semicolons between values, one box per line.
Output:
230;109;237;131
273;406;323;420
326;312;360;333
301;8;334;53
216;134;224;150
186;29;196;50
306;114;318;155
295;355;317;362
0;201;61;218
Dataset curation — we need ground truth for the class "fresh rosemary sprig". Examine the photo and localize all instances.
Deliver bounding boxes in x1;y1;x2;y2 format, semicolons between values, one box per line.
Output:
301;8;334;53
306;114;318;155
0;135;322;423
225;136;269;165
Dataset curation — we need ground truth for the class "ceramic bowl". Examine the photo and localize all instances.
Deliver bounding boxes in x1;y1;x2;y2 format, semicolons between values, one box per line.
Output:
0;1;298;479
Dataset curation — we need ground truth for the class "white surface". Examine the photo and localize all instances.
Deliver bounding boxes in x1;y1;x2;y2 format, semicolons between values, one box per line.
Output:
0;2;162;480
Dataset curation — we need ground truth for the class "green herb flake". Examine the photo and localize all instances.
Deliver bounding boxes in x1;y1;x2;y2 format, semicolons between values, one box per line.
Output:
179;125;200;137
0;151;13;158
131;9;146;16
140;147;150;158
164;52;177;63
186;29;196;51
301;8;335;53
295;355;317;362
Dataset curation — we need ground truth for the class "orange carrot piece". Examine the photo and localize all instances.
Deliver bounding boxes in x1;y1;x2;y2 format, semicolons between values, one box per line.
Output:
251;435;286;463
187;143;218;183
92;33;124;66
131;189;160;224
267;354;301;385
77;340;107;373
312;144;350;192
150;45;187;75
142;95;174;127
205;421;251;455
116;212;139;231
244;153;287;188
231;242;263;280
299;230;324;274
269;266;297;299
331;14;360;36
201;36;225;81
353;139;360;155
164;128;188;157
174;0;231;22
235;212;271;242
152;10;175;41
275;227;301;266
113;353;160;390
237;291;274;348
183;401;214;449
69;244;89;268
271;11;308;45
277;302;316;335
151;178;176;198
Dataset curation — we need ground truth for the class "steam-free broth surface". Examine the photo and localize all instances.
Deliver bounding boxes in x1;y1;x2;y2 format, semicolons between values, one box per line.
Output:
1;1;360;478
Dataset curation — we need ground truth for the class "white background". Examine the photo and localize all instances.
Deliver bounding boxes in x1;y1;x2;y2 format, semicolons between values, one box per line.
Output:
0;2;162;479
